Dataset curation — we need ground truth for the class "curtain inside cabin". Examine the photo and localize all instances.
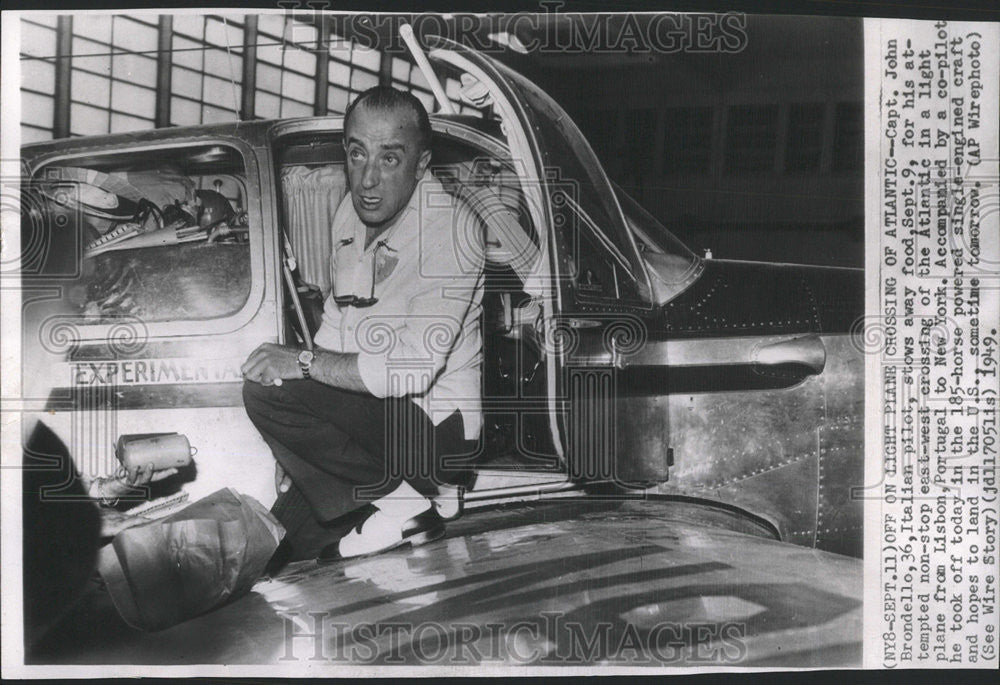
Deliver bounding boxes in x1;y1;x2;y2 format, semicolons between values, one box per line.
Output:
281;165;347;296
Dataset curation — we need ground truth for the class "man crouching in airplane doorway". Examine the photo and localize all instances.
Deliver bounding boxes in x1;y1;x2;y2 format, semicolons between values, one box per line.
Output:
242;86;484;564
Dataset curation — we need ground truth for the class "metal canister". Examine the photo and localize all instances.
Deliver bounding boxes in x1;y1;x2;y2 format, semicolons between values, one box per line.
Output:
115;433;194;481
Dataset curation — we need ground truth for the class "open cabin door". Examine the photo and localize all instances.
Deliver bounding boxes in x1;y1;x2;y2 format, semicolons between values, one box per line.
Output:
505;75;667;487
427;39;667;486
425;40;584;481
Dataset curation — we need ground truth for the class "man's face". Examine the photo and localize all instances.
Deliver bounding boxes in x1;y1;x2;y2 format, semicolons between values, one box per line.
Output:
344;104;432;229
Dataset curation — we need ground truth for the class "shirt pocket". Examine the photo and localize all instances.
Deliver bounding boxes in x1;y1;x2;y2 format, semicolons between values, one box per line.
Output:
331;238;363;300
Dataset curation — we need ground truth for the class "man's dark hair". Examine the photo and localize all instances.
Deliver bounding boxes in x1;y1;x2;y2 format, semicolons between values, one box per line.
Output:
344;86;433;152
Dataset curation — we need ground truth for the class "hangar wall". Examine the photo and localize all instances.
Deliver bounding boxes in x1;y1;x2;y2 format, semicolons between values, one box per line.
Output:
533;16;864;266
19;12;476;144
18;12;863;267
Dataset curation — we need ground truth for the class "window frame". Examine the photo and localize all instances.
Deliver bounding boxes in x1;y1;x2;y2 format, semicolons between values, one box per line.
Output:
68;16;160;135
254;17;320;117
325;38;381;114
26;135;267;341
19;17;58;141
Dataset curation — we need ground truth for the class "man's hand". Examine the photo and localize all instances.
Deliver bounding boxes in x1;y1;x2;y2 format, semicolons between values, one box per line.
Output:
243;344;369;393
275;461;292;495
99;508;151;538
241;343;302;386
130;463;179;486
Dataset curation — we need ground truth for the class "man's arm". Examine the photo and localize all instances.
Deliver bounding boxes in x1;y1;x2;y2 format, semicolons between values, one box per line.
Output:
240;343;369;393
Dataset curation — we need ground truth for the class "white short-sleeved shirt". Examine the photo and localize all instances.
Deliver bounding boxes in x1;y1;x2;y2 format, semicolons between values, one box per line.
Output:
313;176;485;440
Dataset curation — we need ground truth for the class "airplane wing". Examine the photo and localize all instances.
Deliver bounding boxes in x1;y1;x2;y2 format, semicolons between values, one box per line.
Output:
39;497;861;669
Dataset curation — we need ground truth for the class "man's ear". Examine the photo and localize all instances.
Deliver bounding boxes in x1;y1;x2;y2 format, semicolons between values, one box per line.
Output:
414;148;432;179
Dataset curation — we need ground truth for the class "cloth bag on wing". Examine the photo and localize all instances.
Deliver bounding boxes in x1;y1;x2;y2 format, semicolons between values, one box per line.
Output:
97;487;285;631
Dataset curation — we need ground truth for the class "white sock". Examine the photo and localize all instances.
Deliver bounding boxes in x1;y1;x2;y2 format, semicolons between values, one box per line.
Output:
371;480;431;519
433;484;462;519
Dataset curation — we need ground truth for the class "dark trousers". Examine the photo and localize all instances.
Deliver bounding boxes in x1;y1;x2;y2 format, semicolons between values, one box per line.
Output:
243;379;475;557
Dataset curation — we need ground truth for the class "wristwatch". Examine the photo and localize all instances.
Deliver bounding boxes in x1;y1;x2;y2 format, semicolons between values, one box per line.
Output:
297;349;315;380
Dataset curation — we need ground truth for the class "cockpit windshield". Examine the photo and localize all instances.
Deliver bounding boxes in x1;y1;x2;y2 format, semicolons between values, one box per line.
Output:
495;63;651;296
614;184;702;304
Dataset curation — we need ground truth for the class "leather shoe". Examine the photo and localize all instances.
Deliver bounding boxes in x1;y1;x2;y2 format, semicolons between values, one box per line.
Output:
317;505;445;563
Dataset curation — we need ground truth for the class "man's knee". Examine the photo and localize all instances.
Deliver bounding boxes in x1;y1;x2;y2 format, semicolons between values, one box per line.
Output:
242;379;281;418
243;379;317;424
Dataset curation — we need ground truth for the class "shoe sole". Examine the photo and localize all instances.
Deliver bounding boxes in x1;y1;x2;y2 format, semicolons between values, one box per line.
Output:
316;521;446;564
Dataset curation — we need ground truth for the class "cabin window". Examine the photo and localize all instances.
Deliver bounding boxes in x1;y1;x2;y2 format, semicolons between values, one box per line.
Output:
26;143;252;324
